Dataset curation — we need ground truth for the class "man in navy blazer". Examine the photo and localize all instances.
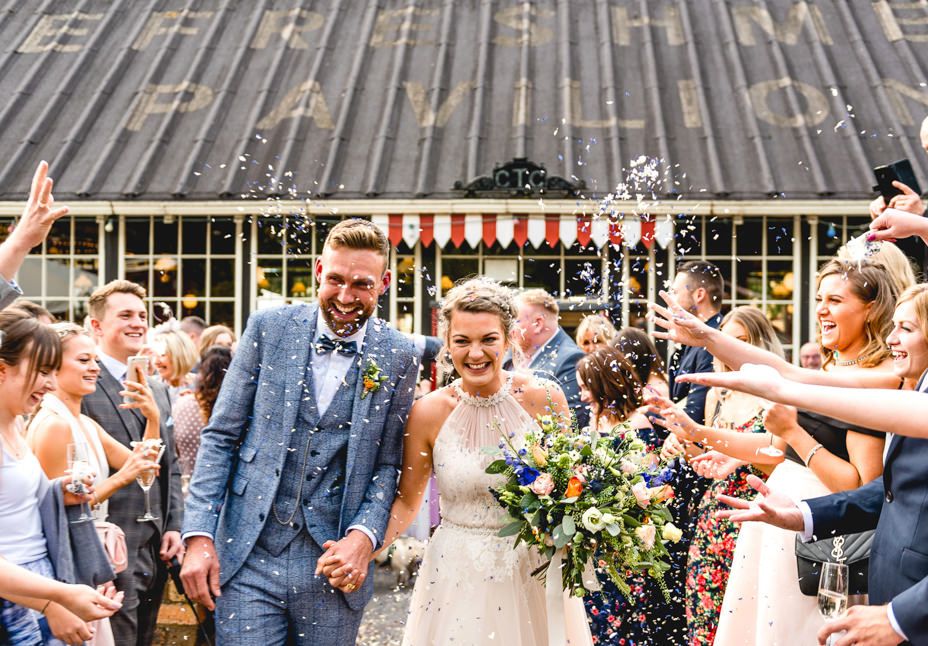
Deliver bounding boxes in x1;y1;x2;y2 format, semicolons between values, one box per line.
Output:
667;260;724;425
514;289;588;429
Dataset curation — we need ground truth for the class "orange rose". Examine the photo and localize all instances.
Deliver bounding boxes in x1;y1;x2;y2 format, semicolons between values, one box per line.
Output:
364;377;376;389
565;477;583;498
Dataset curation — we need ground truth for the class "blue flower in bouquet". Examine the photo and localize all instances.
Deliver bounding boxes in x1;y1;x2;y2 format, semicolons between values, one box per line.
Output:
516;466;540;485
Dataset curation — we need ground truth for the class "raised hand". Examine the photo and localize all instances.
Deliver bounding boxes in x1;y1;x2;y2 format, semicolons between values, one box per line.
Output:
716;474;803;531
691;451;745;480
659;434;686;462
648;290;713;347
763;403;800;440
676;363;786;401
120;379;160;425
869;207;928;244
647;393;700;443
886;180;925;215
114;446;160;486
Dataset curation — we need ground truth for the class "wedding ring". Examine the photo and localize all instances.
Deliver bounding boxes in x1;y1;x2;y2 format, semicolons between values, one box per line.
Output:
37;201;47;208
345;583;357;592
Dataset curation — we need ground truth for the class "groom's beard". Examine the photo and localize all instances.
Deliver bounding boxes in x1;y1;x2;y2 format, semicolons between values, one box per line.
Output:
319;298;375;337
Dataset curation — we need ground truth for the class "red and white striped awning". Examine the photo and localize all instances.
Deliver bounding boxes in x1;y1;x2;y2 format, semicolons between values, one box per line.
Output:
372;214;675;250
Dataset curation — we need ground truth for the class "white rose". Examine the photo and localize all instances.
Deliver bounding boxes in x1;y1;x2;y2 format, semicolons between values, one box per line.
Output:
635;523;657;550
581;507;607;533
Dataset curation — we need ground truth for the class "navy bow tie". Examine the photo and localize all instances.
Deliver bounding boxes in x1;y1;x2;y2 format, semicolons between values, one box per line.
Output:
315;335;358;355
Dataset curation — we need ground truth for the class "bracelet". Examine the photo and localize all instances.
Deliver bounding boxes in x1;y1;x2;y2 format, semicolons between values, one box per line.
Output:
40;600;51;615
803;443;824;466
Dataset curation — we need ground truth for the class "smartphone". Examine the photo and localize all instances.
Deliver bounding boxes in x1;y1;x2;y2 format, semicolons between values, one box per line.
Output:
125;355;149;403
873;159;921;202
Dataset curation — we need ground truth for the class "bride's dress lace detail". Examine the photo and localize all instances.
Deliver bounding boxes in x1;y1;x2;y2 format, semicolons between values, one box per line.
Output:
401;375;593;646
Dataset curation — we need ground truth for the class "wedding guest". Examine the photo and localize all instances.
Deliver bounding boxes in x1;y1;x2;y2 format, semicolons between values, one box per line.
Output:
612;326;670;400
651;259;898;645
0;161;69;311
174;346;232;479
575;313;617;353
150;327;198;402
12;298;54;324
82;280;183;646
666;261;724;426
576;346;683;644
197;324;235;357
681;283;928;644
514;288;589;428
651;306;783;645
838;238;916;297
798;341;822;370
0;557;122;622
869;115;928;220
180;316;207;348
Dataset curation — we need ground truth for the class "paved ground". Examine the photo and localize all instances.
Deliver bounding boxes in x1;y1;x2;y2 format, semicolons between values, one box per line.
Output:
357;567;415;646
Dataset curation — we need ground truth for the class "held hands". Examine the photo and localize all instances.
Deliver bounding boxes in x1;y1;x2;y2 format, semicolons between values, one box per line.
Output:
316;530;374;594
648;290;713;347
818;605;904;646
44;602;94;645
691;451;745;480
180;536;221;611
715;474;804;531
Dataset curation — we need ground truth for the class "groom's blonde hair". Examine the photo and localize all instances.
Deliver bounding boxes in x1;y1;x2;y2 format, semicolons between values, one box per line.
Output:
438;277;521;372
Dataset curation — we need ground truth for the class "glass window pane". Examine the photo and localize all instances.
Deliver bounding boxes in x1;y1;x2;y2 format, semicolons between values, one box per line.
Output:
46;219;70;255
718;260;734;302
183;219;207;254
256;261;283;296
735;259;763;301
817;219;843;257
73;259;98;299
210;301;235;327
211;260;234;297
628;255;650;298
180;297;205;320
17;257;43;299
124;257;148;293
45;258;71;296
396;301;414;334
767;219;793;256
767;261;794;300
125;219;149;255
564;259;603;299
395;256;415;299
313;217;341;254
736;218;763;257
74;219;99;255
675;216;702;256
766;302;794;346
441;257;479;291
523;258;559;291
286;219;313;255
287;258;313;298
529;240;561;256
705;218;733;256
628;300;649;329
566;240;600;256
211;218;236;255
182;259;206;296
0;218;13;245
72;299;89;325
152;256;177;297
257;218;285;254
154;221;178;254
487;240;519;254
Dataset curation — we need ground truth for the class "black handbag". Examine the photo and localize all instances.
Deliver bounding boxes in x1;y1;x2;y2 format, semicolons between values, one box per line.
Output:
794;530;873;596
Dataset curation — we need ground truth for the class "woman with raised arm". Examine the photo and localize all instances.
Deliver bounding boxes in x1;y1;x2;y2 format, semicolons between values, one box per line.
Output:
378;277;592;646
654;260;897;645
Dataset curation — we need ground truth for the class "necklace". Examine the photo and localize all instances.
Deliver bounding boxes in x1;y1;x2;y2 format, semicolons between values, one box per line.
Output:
833;355;861;367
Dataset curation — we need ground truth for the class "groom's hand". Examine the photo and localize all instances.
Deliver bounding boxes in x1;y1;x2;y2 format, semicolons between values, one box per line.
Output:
315;530;373;593
180;536;221;610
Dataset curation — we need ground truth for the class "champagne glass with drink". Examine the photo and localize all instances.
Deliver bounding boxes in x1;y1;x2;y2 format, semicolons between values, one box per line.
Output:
818;561;849;645
133;439;165;522
67;443;94;523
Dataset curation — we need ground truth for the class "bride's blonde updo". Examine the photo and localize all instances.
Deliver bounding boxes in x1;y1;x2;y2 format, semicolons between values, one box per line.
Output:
438;277;520;372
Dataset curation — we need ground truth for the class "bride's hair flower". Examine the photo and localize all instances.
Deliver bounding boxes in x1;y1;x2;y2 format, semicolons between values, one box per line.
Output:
529;472;554;496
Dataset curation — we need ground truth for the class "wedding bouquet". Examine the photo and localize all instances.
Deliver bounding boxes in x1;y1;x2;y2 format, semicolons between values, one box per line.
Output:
486;414;682;599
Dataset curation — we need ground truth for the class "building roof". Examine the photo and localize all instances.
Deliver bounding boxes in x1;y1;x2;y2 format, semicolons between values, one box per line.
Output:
2;1;928;202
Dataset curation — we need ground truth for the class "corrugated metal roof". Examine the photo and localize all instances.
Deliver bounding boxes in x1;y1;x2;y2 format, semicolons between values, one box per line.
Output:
1;1;928;202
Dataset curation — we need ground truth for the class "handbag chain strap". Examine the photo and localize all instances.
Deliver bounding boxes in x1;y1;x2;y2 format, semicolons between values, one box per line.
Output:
830;536;847;562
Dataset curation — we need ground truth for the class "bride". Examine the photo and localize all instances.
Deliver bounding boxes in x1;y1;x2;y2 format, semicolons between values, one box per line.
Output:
379;277;592;645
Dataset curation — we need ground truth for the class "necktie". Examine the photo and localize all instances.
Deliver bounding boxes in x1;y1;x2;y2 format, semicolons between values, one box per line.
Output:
315;335;358;355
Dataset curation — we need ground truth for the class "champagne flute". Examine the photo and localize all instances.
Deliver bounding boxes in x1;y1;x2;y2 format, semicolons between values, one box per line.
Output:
66;444;94;524
818;562;849;646
133;440;165;522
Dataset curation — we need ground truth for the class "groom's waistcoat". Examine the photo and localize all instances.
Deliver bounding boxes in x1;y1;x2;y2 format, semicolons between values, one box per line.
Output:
257;357;361;555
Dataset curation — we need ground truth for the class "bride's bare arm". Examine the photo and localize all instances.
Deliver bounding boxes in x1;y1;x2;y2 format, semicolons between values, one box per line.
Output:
377;393;446;557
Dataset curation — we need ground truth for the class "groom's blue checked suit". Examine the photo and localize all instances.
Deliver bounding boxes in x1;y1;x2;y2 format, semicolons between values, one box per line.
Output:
183;303;418;644
803;382;928;644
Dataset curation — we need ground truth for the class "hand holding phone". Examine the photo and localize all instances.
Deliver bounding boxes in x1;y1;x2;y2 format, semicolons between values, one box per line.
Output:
873;159;922;202
125;355;149;403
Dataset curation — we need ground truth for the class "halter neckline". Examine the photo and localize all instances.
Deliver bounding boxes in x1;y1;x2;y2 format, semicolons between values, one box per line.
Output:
451;373;514;408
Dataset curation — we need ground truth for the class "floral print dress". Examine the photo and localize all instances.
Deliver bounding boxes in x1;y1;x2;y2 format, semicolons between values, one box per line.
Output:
685;412;767;645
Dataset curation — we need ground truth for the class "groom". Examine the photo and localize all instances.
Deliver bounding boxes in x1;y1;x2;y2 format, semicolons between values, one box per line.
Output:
181;219;419;644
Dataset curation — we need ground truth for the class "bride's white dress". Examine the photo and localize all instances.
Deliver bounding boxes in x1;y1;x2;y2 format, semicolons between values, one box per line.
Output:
401;376;593;646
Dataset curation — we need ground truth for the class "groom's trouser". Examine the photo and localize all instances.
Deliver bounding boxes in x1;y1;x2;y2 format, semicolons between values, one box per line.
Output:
214;530;364;645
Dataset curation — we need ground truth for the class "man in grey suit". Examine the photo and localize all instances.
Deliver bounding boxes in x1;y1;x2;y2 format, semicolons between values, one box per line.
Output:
514;289;589;429
0;161;70;310
81;279;184;645
181;219;419;644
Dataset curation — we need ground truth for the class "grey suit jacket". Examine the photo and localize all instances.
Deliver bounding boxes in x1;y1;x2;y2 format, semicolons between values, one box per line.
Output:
0;278;21;310
182;303;419;609
528;328;589;429
81;365;184;543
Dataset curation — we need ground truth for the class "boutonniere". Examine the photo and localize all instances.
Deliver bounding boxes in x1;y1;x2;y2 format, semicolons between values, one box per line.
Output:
361;358;388;399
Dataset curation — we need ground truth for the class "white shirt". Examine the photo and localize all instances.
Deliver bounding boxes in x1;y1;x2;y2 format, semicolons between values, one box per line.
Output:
312;311;367;417
97;349;128;383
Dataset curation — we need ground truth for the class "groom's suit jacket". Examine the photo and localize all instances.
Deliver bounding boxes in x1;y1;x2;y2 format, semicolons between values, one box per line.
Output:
183;303;418;609
805;384;928;642
527;328;589;429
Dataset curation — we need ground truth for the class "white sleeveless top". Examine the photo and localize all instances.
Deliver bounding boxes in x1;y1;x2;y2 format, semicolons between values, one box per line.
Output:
0;444;48;564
